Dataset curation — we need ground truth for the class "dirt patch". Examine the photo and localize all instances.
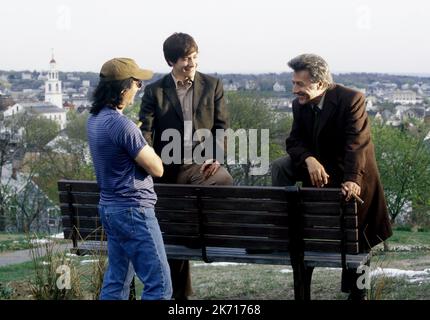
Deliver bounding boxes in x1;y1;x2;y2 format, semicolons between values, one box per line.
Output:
8;281;34;300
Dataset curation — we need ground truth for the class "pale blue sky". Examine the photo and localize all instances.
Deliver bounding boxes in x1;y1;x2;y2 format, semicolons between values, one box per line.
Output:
0;0;429;74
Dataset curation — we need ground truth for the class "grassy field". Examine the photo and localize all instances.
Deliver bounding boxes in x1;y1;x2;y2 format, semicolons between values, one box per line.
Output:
0;232;67;253
121;229;430;300
385;230;430;247
0;233;31;253
0;229;429;300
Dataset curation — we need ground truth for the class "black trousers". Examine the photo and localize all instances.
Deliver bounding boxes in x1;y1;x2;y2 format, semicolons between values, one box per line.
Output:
272;155;369;296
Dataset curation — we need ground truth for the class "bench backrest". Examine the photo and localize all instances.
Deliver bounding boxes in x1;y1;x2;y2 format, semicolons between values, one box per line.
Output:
58;180;359;255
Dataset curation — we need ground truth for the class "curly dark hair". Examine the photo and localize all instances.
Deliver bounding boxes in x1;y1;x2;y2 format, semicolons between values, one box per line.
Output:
90;77;134;114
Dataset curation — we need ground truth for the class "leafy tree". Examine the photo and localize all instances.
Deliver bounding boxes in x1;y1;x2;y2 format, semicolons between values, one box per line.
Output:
65;110;89;141
24;116;60;151
372;121;430;224
225;92;291;186
32;111;95;203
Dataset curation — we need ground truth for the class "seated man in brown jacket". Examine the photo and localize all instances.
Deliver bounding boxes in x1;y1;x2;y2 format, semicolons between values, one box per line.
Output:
139;32;233;300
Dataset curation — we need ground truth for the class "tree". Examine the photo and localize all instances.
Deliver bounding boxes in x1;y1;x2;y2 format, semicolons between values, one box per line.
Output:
372;120;430;224
4;172;55;233
0;118;25;230
32;111;95;203
225;92;292;186
65;109;89;141
24;116;59;151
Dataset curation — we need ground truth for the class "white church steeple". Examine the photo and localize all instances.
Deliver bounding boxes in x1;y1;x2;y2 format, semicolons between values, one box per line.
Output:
45;50;63;108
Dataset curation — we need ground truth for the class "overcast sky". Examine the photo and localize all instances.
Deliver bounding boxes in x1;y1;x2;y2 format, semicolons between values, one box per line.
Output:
1;0;429;75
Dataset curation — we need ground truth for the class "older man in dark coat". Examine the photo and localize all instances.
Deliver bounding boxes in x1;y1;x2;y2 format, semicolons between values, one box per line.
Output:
272;54;392;299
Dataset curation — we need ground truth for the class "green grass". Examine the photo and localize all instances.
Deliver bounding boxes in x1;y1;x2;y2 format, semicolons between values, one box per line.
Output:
0;232;68;253
372;277;430;300
0;233;29;252
1;230;429;300
0;233;26;241
0;261;36;283
388;230;430;246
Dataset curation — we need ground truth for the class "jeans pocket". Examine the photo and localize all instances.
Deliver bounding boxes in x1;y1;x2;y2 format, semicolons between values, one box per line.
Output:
108;207;136;237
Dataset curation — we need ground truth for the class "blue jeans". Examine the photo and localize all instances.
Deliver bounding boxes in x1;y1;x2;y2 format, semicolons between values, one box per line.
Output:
98;205;172;300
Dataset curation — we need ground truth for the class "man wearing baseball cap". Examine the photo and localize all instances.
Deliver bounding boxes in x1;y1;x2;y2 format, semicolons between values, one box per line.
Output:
87;58;172;300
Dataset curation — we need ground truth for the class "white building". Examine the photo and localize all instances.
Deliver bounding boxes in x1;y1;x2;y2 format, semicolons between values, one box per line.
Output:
245;80;258;91
66;73;80;81
21;72;32;80
44;54;63;108
223;83;238;91
273;82;286;92
3;102;67;130
71;95;91;108
390;90;418;105
2;103;24;117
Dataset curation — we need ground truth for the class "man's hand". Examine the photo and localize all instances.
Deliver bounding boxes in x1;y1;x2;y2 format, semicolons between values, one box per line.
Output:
200;159;221;179
305;156;330;187
341;181;361;201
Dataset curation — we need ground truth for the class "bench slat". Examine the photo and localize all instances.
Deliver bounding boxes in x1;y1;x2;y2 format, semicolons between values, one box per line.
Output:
301;202;356;216
303;215;357;229
58;180;98;192
62;215;357;242
59;182;297;201
156;198;198;210
60;205;98;217
155;184;293;201
303;228;358;242
204;235;289;250
204;223;288;238
205;211;288;225
156;210;200;223
299;188;343;201
201;199;287;212
304;240;359;254
59;192;100;205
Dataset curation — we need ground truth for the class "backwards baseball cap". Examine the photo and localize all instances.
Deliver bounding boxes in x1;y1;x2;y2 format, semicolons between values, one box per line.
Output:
99;58;153;81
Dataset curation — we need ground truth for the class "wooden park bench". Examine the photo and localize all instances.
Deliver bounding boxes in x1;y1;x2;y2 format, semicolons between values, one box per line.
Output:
58;179;369;300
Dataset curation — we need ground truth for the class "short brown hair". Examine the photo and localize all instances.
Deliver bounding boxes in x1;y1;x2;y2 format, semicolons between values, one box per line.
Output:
163;33;198;66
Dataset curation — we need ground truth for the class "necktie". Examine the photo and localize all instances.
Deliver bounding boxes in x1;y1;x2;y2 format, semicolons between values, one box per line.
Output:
312;104;321;152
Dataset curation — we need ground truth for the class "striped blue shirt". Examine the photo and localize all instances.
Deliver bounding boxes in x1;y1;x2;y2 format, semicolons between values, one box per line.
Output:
87;107;157;207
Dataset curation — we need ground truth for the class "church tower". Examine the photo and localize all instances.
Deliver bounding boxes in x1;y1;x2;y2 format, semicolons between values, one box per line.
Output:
44;51;63;108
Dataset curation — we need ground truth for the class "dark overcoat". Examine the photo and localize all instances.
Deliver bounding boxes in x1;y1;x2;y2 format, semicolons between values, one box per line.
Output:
286;84;392;249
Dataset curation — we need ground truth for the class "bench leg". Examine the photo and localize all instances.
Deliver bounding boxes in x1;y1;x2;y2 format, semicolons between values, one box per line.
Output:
292;265;314;300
